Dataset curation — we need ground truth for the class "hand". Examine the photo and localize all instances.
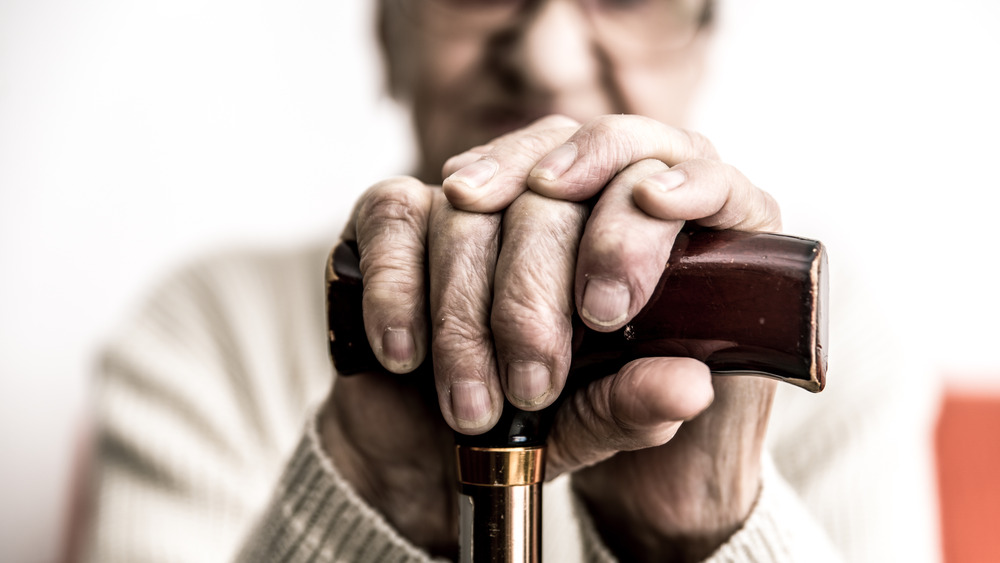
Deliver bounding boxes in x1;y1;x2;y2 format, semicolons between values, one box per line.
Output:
566;377;778;563
442;114;780;332
444;114;783;561
322;114;782;559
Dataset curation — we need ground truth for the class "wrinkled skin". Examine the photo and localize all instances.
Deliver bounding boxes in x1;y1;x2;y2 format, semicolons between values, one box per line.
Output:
322;3;782;561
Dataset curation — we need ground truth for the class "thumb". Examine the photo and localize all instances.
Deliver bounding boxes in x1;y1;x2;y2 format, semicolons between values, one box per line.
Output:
545;357;714;478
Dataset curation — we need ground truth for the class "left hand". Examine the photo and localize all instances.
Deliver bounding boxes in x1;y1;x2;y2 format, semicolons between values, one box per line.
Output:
442;114;782;561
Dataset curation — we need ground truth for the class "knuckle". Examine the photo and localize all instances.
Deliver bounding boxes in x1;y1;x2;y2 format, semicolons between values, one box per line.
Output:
430;248;495;333
586;114;621;132
434;206;502;250
363;266;422;301
586;219;630;257
732;188;782;232
498;194;586;281
357;177;428;234
579;115;643;173
508;191;588;231
551;393;610;468
700;163;782;231
680;129;719;160
624;157;669;180
467;143;495;155
762;191;783;228
491;291;567;352
521;242;572;284
360;256;424;314
433;311;491;357
579;115;620;149
433;247;495;300
498;129;571;164
518;130;560;156
587;220;659;266
492;284;575;356
431;321;494;385
532;114;579;130
355;179;430;287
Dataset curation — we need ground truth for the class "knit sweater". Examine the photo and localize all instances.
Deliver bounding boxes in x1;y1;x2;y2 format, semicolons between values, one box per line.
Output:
80;242;942;562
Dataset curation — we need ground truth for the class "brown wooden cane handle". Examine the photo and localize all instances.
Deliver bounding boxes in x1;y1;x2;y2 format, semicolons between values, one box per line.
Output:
325;228;827;393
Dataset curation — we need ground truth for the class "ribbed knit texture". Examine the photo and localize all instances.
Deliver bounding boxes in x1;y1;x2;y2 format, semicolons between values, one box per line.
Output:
81;243;941;562
236;417;445;563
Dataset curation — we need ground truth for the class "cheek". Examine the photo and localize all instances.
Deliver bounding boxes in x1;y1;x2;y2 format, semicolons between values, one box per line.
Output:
412;38;493;172
418;38;484;102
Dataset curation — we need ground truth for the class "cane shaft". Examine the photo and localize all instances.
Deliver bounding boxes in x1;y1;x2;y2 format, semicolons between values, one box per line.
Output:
457;446;545;563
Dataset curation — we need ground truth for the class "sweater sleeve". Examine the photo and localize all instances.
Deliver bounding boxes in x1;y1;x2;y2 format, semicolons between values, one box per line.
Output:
235;412;447;563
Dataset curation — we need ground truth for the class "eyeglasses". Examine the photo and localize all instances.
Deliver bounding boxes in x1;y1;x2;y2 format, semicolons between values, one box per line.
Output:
394;0;711;56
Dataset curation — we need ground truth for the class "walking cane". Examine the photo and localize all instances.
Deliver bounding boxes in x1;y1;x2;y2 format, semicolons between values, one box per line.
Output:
326;228;828;563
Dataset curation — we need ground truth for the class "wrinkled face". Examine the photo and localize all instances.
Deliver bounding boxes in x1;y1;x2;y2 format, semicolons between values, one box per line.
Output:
381;0;713;181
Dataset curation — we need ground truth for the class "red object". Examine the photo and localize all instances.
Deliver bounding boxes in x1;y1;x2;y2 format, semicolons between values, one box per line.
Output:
936;390;1000;563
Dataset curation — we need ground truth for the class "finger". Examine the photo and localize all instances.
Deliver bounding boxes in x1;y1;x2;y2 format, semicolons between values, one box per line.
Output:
662;376;777;454
568;375;775;543
441;144;494;179
632;159;782;232
581;376;777;506
527;114;719;201
546;357;714;478
427;198;505;433
574;159;684;331
442;114;579;212
442;114;579;179
352;177;435;374
491;192;588;409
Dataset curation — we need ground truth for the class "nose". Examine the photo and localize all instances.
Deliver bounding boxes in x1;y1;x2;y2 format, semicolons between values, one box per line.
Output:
495;0;607;109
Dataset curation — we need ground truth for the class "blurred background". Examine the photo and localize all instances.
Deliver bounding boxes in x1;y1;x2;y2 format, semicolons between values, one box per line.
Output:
1;0;998;561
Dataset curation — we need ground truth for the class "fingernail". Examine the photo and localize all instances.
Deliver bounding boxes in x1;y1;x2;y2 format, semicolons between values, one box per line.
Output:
447;158;498;189
530;143;577;181
443;152;481;176
643;169;686;192
581;278;631;327
451;381;493;428
382;327;415;370
507;361;552;407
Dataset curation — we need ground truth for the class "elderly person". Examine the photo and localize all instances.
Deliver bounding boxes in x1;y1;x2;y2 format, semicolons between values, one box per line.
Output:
79;1;940;562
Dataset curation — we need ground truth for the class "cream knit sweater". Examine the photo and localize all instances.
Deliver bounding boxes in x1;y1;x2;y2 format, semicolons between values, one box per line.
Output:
80;243;941;562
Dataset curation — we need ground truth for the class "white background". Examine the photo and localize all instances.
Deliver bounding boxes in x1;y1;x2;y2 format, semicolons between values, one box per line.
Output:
2;0;998;561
